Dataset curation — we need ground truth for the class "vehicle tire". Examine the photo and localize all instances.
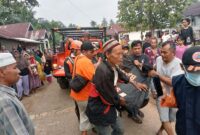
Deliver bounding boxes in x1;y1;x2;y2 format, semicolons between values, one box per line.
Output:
57;77;69;89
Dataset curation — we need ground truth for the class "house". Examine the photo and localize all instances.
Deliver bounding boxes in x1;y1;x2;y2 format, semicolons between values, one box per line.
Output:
0;22;50;52
107;24;126;40
28;29;50;50
183;2;200;40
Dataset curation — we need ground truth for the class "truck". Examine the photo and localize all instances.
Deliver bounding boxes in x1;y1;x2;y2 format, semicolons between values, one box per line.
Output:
51;27;107;89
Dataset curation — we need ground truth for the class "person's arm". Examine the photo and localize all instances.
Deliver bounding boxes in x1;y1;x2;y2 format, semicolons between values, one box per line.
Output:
64;62;72;79
0;100;31;135
157;73;172;86
148;70;172;86
190;27;195;45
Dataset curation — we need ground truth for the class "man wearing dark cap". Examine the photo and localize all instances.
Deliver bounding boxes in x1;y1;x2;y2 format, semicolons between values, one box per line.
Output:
172;46;200;135
70;41;96;135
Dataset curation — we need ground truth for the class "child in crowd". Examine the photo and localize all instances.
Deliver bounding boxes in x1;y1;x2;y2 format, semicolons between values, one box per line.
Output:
175;36;188;60
44;61;52;83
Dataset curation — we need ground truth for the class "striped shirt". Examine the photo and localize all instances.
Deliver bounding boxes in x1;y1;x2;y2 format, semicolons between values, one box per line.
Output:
0;85;35;135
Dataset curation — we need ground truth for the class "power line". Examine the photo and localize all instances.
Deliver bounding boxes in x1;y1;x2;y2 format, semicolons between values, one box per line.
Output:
66;0;93;21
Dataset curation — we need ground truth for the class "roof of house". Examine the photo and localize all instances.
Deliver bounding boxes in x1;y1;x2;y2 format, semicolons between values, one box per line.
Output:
183;2;200;16
28;29;48;40
107;24;126;36
14;38;41;44
0;22;33;38
0;29;16;39
0;22;48;43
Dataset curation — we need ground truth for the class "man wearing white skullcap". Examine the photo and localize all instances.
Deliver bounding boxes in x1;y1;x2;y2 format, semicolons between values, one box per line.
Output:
0;53;35;135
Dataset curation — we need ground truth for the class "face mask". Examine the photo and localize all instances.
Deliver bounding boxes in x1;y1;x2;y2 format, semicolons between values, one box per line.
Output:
185;71;200;86
70;52;75;58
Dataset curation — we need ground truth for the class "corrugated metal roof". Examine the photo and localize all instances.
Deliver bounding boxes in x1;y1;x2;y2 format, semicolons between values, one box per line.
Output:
0;22;46;44
0;22;32;38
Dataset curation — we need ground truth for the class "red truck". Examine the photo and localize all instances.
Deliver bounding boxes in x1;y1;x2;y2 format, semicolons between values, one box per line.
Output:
51;27;107;89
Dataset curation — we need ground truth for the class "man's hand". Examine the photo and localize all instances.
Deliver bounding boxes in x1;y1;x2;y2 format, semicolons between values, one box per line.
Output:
119;97;126;106
135;82;148;91
148;70;159;77
152;90;157;99
116;87;121;93
134;60;142;68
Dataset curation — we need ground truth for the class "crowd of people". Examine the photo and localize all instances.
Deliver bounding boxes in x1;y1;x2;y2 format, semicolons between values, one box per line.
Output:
0;17;199;135
66;17;198;135
0;45;53;100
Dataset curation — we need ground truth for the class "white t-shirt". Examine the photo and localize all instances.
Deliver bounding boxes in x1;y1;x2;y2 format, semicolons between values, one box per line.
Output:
156;56;184;94
162;34;171;42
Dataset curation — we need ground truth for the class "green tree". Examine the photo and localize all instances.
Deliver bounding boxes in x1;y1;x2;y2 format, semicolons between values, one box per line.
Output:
101;18;108;27
109;19;115;26
68;23;77;28
33;18;66;45
117;0;195;32
0;0;38;25
90;20;97;27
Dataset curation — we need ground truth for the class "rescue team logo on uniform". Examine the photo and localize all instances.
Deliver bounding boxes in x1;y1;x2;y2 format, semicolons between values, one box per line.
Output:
192;52;200;62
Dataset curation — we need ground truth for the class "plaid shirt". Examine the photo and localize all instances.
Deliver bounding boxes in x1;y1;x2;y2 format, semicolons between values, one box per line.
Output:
0;85;35;135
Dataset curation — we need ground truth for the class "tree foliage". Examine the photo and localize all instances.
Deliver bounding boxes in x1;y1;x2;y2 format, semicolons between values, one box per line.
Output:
117;0;195;32
0;0;36;25
109;19;115;26
0;0;66;45
101;18;108;27
90;20;97;27
68;23;77;28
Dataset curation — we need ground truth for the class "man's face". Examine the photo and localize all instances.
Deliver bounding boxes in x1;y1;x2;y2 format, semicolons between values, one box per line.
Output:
0;63;20;86
85;50;95;60
150;39;157;48
131;44;142;56
161;44;174;63
75;49;81;56
106;45;123;66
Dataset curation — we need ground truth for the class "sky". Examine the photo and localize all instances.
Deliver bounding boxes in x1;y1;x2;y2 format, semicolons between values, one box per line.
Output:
34;0;119;27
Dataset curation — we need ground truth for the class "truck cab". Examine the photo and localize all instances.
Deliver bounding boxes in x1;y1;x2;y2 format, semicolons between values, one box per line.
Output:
51;27;106;89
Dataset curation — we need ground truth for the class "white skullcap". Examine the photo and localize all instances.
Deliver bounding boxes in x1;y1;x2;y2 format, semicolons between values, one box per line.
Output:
0;53;16;67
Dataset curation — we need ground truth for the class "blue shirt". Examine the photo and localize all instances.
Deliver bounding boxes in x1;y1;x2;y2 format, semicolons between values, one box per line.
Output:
172;75;200;135
0;85;35;135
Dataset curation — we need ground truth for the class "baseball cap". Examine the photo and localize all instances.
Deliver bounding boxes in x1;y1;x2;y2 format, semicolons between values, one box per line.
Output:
182;46;200;68
0;53;16;67
81;41;94;51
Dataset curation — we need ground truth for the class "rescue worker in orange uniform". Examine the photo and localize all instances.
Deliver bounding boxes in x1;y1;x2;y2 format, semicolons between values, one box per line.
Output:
64;40;82;121
64;40;82;80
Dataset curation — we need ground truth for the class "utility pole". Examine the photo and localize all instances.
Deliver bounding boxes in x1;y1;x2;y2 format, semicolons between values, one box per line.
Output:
140;0;144;40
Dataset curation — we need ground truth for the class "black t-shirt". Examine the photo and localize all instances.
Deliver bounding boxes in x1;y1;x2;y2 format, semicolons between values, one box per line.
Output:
142;42;151;53
180;26;194;45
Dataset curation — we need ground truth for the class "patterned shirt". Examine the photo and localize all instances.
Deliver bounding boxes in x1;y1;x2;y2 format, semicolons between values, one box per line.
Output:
0;85;35;135
144;47;161;66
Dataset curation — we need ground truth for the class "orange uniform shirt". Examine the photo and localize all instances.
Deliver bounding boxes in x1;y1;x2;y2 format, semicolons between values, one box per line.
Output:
70;55;95;101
